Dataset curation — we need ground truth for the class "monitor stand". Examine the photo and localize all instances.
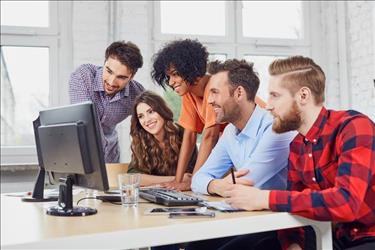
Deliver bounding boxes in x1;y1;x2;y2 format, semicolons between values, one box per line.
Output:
23;117;58;202
22;168;58;202
46;175;97;217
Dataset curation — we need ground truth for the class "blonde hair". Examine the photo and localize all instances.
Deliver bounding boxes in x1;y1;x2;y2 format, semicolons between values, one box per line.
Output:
268;56;326;104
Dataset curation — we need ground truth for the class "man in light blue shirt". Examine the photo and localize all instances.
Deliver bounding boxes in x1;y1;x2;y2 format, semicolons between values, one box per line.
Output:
192;59;296;198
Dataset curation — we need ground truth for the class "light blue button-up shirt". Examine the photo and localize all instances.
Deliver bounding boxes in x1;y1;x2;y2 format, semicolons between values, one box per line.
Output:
191;105;297;194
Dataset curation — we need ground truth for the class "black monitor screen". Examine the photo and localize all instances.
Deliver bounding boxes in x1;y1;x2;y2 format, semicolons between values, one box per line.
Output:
38;101;109;191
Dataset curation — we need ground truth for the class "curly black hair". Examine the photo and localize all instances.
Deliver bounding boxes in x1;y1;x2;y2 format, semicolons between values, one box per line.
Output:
151;39;208;89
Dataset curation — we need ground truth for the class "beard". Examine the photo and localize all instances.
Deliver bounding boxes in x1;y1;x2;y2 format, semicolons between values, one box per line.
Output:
216;101;240;124
272;101;302;133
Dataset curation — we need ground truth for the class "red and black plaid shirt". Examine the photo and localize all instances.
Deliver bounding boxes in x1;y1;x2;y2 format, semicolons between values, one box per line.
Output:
269;107;375;249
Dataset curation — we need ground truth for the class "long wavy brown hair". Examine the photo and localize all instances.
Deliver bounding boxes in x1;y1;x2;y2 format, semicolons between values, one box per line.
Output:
130;91;182;176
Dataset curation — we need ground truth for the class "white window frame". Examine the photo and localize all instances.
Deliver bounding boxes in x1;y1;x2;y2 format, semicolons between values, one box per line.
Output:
153;1;312;61
237;46;310;59
153;1;235;43
206;44;236;60
0;2;58;36
1;2;71;166
152;0;313;116
236;1;311;47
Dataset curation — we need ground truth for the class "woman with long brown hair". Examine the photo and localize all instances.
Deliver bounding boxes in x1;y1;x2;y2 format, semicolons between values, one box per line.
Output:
128;91;197;186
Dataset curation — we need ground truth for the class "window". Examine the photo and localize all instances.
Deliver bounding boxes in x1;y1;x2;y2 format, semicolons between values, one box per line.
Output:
1;1;49;27
1;47;49;146
241;1;303;39
154;1;235;42
208;53;227;62
153;0;311;123
0;1;68;165
160;1;226;36
243;55;286;100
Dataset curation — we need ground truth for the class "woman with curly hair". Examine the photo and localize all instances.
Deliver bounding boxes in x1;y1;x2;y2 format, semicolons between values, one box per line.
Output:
127;91;197;186
151;39;265;190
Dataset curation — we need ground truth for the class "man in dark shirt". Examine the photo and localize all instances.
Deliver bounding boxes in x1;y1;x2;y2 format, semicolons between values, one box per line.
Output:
69;41;144;162
224;56;375;250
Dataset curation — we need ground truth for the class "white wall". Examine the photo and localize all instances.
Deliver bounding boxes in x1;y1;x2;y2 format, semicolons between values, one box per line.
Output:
317;1;374;120
70;1;375;163
346;1;375;120
71;1;157;163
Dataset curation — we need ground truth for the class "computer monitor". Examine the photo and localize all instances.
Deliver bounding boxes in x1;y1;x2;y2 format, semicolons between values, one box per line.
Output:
34;101;109;216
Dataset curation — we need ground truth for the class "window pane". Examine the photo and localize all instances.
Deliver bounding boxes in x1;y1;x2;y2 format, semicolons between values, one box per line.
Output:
1;1;49;27
160;1;225;36
164;88;181;123
1;46;49;146
208;53;227;62
243;55;286;100
242;1;303;39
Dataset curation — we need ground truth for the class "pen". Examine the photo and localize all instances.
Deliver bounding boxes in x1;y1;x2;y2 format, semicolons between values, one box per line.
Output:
230;167;236;184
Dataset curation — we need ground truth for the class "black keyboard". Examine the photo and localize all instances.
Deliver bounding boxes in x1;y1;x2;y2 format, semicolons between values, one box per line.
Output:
139;188;202;206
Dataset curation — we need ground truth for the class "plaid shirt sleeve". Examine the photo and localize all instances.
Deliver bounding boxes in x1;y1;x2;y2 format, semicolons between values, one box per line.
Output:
69;65;92;103
277;157;306;249
270;116;375;249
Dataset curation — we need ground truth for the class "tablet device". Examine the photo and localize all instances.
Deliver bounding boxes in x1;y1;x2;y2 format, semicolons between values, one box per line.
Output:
168;211;215;218
144;207;206;215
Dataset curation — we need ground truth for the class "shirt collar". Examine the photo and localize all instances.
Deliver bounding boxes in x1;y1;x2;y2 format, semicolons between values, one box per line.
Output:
93;66;130;101
304;106;327;143
236;104;263;139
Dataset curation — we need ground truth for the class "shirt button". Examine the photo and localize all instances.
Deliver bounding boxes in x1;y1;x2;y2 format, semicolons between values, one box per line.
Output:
352;228;358;233
308;153;312;158
313;139;317;143
312;177;316;182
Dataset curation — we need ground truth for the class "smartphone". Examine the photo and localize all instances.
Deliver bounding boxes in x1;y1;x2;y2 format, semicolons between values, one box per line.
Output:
168;211;215;218
144;207;206;215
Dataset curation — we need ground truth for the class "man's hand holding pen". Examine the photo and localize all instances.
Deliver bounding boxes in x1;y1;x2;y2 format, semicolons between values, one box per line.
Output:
223;184;270;211
207;168;253;197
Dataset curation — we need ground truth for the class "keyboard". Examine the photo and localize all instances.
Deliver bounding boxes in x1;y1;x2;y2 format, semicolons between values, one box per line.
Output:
139;188;203;206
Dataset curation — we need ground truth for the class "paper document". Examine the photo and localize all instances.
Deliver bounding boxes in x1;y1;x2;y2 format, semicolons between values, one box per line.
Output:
201;201;245;212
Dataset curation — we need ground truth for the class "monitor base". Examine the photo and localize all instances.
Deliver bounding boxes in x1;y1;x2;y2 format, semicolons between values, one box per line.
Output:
22;197;58;202
46;206;97;216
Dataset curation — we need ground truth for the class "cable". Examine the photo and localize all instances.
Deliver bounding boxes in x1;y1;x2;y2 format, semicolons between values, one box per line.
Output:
76;197;97;205
76;197;151;206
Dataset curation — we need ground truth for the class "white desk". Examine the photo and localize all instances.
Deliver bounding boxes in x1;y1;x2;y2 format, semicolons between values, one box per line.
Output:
1;193;332;249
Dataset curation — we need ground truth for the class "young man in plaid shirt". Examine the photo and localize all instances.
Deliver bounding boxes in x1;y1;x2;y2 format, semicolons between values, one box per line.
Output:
69;41;144;163
224;56;375;250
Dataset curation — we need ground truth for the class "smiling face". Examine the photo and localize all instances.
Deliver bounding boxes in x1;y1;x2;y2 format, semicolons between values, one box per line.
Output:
136;102;165;140
102;57;133;96
207;71;239;124
267;75;302;133
165;66;190;96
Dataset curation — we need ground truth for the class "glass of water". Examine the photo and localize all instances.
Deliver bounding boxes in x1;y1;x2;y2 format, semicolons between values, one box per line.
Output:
118;173;140;207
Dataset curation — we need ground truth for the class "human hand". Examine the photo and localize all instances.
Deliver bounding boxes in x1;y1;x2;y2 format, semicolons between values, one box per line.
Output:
182;173;192;183
223;168;253;186
287;243;302;250
223;185;270;211
161;179;192;191
208;169;253;197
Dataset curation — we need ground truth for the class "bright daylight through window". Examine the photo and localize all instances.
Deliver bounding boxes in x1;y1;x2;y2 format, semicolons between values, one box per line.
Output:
160;1;226;36
1;47;49;146
1;1;49;27
1;0;56;164
242;1;303;39
244;55;286;100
